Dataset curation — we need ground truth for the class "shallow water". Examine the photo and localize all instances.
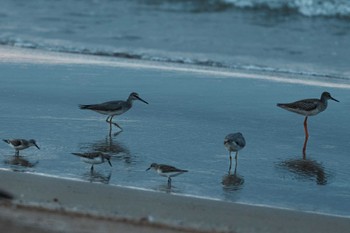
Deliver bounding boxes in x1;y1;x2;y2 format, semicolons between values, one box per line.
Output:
0;60;349;216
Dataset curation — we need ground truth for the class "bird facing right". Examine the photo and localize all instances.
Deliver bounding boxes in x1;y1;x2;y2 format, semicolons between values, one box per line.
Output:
72;152;112;172
3;139;40;156
277;91;339;156
224;132;246;172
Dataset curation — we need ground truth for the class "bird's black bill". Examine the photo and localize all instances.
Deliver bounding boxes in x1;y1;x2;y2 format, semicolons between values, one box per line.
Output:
35;144;40;150
107;159;112;167
136;96;149;104
331;97;339;102
146;167;151;171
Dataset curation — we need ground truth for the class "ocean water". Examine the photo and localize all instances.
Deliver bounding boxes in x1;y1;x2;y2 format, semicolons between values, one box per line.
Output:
0;0;350;217
1;0;350;80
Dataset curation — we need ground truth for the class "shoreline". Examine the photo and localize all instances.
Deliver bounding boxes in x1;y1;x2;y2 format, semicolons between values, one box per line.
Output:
0;170;349;233
1;45;349;89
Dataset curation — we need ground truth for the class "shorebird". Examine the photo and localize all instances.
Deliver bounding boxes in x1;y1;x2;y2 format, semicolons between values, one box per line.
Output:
72;152;112;172
224;132;246;172
3;139;40;156
146;163;188;185
277;91;339;156
79;92;149;135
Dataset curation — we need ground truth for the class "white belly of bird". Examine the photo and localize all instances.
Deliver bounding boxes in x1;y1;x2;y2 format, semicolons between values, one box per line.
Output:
157;170;184;178
82;157;103;165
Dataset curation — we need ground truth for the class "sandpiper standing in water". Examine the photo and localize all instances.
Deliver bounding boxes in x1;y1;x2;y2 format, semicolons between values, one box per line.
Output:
3;139;40;156
277;91;339;156
224;132;246;172
72;152;112;172
146;163;188;186
79;92;149;136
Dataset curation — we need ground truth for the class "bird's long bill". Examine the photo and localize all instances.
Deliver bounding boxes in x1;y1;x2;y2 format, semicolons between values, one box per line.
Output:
34;143;40;150
331;96;339;102
136;96;149;104
107;159;112;167
146;167;151;171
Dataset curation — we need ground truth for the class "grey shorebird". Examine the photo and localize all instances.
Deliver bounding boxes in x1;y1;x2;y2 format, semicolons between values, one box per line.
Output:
146;163;188;185
72;152;112;172
277;91;339;156
79;92;148;135
3;139;40;156
224;133;246;172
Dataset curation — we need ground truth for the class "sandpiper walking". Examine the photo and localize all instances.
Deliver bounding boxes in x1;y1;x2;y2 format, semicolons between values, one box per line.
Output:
72;152;112;172
79;92;148;136
224;132;246;172
3;139;40;156
146;163;188;186
277;91;339;156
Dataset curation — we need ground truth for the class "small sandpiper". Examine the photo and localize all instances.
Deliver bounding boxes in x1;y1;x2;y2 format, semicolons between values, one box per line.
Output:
3;139;40;156
146;163;188;185
72;152;112;172
277;91;339;155
79;92;149;135
224;132;246;172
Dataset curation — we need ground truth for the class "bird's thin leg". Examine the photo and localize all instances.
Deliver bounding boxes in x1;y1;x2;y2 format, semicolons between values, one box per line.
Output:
105;116;110;123
228;151;232;173
90;165;94;173
302;116;309;158
113;122;123;131
234;151;238;174
106;116;113;136
15;150;19;156
167;177;172;186
108;115;123;131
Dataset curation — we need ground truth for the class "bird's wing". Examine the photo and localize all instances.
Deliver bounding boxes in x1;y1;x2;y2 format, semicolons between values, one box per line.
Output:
234;136;246;148
81;101;124;111
225;133;245;147
72;152;101;159
287;99;319;112
159;164;187;173
8;139;23;147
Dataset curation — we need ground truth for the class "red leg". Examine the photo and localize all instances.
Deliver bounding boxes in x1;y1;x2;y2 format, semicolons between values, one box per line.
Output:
302;116;309;158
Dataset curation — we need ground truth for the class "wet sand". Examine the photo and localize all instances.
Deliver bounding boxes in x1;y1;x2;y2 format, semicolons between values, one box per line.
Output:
0;170;349;233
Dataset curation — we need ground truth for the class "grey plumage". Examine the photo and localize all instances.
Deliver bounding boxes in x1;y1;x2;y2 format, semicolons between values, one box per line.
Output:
277;91;339;116
146;163;188;185
79;92;148;135
224;132;246;172
72;152;112;172
3;139;40;156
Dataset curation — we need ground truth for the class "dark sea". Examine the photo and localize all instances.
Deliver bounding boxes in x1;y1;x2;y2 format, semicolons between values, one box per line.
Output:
1;0;350;217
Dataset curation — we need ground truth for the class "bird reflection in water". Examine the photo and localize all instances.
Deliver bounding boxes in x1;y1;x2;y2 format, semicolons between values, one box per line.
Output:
4;155;38;171
222;160;244;191
80;134;132;164
278;156;328;185
83;170;112;184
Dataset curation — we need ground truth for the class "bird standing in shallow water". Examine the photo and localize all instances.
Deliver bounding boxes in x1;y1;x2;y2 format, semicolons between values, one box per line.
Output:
277;91;339;157
146;163;188;186
79;92;148;136
72;152;112;172
224;133;246;172
3;139;40;156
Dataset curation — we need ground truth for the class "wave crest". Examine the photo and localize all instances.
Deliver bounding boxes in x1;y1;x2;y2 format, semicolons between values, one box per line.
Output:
224;0;350;17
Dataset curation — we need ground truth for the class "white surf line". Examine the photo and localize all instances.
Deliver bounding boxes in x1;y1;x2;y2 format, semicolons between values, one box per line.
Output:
1;46;350;89
105;60;350;89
